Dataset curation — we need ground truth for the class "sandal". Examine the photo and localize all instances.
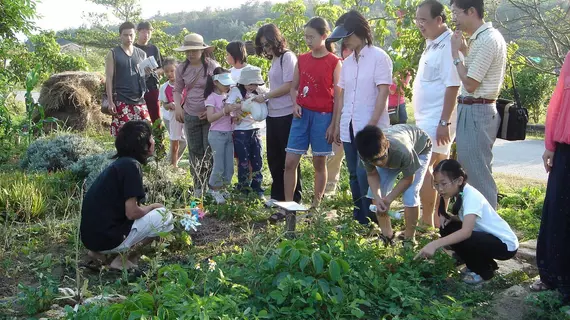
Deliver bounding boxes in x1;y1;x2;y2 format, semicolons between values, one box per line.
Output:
268;210;287;223
530;279;551;292
378;234;395;247
459;266;472;275
79;259;103;272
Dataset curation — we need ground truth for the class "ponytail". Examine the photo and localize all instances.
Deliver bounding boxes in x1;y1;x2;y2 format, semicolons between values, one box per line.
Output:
203;67;230;99
434;159;469;218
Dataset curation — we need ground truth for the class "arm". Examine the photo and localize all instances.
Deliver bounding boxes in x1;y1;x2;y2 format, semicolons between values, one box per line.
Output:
440;86;460;123
104;50;116;113
327;61;343;143
368;84;390;126
384;175;413;205
366;168;387;212
206;105;232;123
174;66;185;122
415;214;477;259
290;62;301;117
451;30;493;94
451;55;480;94
125;197;163;220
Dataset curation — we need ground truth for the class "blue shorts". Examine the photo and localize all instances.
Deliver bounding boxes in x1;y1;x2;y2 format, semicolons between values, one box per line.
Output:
285;108;333;156
367;152;432;207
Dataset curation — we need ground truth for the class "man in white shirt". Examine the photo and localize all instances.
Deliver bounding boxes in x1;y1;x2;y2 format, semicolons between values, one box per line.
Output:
413;0;461;228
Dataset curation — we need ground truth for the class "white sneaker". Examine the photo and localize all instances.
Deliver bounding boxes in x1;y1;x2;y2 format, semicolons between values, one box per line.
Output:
265;198;278;208
209;190;226;204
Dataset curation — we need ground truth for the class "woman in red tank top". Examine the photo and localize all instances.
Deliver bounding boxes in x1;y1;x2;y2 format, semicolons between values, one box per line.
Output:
283;17;343;210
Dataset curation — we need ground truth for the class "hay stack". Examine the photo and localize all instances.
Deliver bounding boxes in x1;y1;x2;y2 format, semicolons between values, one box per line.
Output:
37;71;110;131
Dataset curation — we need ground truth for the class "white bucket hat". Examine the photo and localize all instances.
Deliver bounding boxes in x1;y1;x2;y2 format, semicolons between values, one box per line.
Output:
174;33;214;53
238;66;265;85
213;73;236;86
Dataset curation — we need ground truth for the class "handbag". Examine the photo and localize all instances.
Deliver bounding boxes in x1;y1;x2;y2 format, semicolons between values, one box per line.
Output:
101;48;116;115
388;104;400;125
496;67;528;141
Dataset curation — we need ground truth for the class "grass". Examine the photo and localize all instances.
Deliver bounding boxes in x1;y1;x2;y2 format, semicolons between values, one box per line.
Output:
0;124;562;319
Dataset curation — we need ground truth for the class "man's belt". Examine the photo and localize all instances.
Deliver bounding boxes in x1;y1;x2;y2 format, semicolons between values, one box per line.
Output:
457;96;497;105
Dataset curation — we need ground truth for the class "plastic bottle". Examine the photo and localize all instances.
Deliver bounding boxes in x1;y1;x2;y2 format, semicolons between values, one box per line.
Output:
369;204;402;219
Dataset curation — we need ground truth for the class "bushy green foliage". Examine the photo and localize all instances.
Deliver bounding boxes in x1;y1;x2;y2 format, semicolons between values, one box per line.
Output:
68;151;114;189
20;133;103;172
497;187;545;241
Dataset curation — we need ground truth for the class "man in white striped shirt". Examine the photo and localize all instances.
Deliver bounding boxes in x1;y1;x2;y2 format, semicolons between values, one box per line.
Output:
450;0;507;209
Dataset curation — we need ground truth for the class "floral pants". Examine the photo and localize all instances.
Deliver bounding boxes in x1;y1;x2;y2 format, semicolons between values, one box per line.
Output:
110;101;151;137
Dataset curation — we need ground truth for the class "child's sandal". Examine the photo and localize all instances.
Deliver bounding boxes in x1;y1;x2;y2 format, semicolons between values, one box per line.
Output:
378;234;395;247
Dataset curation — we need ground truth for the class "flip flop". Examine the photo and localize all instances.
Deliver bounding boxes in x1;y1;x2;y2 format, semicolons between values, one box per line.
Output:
529;279;551;292
79;259;102;272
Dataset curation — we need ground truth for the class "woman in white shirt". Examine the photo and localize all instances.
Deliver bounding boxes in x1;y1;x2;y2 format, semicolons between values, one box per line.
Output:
415;159;519;285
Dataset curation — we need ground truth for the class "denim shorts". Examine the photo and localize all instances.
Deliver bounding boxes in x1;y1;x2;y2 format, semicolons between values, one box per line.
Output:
366;152;431;207
285;108;333;156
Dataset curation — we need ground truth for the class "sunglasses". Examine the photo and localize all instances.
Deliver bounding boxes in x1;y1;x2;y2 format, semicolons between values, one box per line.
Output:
370;153;388;163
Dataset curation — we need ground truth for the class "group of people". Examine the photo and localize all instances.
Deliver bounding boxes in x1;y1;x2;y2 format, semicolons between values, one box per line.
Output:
79;0;569;304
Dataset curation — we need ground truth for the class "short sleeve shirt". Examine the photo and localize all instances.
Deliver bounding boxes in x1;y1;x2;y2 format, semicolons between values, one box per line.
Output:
460;184;519;251
80;157;145;251
462;22;507;99
174;59;220;116
268;51;297;117
412;29;461;126
134;43;162;90
362;124;432;178
338;45;393;143
159;82;175;121
226;86;267;130
206;92;232;132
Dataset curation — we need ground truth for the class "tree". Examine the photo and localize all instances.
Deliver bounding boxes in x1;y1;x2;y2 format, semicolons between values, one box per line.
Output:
495;0;569;72
88;0;142;22
0;0;37;40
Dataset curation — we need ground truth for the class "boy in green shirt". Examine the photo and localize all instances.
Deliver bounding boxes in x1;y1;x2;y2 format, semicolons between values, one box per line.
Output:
356;124;432;245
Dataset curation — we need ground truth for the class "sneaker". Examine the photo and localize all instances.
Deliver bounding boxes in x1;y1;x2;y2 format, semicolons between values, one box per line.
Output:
209;190;226;204
265;198;278;208
462;272;487;285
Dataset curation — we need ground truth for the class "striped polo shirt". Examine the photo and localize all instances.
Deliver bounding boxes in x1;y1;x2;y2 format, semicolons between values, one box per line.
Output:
462;22;507;100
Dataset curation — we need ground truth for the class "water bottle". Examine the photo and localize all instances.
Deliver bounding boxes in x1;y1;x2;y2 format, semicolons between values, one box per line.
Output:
369;204;402;220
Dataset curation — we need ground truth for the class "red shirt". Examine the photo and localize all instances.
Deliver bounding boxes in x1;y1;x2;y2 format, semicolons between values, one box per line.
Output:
296;52;340;113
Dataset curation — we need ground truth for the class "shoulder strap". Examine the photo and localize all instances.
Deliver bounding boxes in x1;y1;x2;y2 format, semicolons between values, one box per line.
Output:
111;47;116;94
280;50;289;70
509;66;522;108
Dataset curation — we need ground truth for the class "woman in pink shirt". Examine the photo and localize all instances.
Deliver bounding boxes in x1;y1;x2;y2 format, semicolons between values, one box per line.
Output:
387;72;411;124
531;52;570;306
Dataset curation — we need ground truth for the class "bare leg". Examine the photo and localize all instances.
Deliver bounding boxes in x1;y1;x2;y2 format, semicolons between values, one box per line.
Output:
109;254;136;270
87;250;106;263
284;153;302;202
420;152;447;227
171;140;180;167
312;156;327;207
404;206;420;239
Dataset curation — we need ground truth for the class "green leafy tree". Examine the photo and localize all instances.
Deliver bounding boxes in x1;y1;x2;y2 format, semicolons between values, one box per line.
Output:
88;0;142;22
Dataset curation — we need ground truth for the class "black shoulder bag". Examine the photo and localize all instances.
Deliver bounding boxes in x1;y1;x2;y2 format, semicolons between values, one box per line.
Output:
496;66;529;141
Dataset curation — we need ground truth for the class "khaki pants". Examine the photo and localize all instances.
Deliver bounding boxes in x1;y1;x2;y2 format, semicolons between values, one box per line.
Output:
325;142;344;193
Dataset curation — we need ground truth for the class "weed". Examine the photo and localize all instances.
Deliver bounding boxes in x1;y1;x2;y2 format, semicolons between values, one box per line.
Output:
17;272;59;315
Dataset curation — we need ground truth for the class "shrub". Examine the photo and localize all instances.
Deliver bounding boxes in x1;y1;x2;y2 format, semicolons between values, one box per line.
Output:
143;162;192;207
20;133;103;172
69;151;114;189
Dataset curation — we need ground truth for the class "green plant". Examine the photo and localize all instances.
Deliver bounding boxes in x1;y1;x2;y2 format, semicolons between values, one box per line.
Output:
498;187;545;241
0;172;47;221
525;291;570;320
68;151;114;189
17;272;59;315
20;133;103;172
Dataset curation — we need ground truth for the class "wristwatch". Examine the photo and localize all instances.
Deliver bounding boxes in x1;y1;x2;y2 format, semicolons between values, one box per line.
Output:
439;120;451;126
453;57;462;66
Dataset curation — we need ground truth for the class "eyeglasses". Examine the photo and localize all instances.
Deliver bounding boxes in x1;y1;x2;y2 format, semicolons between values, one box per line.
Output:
432;179;457;190
370;153;388;163
260;42;272;49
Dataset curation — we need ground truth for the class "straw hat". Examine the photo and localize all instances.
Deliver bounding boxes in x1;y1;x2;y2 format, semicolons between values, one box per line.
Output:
174;33;214;53
238;66;265;85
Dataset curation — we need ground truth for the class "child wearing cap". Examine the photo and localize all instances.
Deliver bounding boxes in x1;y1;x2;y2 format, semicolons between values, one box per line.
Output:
226;66;268;198
204;67;239;204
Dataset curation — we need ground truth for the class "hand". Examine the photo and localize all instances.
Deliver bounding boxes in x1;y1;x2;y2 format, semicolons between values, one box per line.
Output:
293;104;302;118
334;125;341;145
542;149;555;173
381;197;393;213
414;242;439;260
144;66;154;76
451;30;467;56
108;101;117;116
175;106;184;123
436;125;451;147
253;94;266;103
152;203;165;210
374;197;388;213
325;123;335;144
199;111;208;120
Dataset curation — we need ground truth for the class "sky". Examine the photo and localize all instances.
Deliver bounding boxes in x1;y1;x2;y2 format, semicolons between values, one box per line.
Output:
34;0;287;32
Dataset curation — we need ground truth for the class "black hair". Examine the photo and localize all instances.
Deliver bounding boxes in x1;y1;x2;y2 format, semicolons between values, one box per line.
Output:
355;125;390;161
136;21;153;31
237;83;259;99
182;50;212;77
162;57;177;68
335;10;374;46
204;67;230;99
305;17;335;53
450;0;484;19
112;120;153;165
244;40;256;55
119;21;136;34
255;24;288;59
433;159;469;218
226;41;248;64
419;0;447;23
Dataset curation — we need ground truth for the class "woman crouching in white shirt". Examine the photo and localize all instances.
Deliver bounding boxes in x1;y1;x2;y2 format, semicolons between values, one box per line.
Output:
415;159;519;285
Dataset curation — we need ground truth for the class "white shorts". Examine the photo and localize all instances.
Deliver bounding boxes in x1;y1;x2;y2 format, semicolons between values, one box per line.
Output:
169;118;186;141
100;208;174;254
417;118;457;155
